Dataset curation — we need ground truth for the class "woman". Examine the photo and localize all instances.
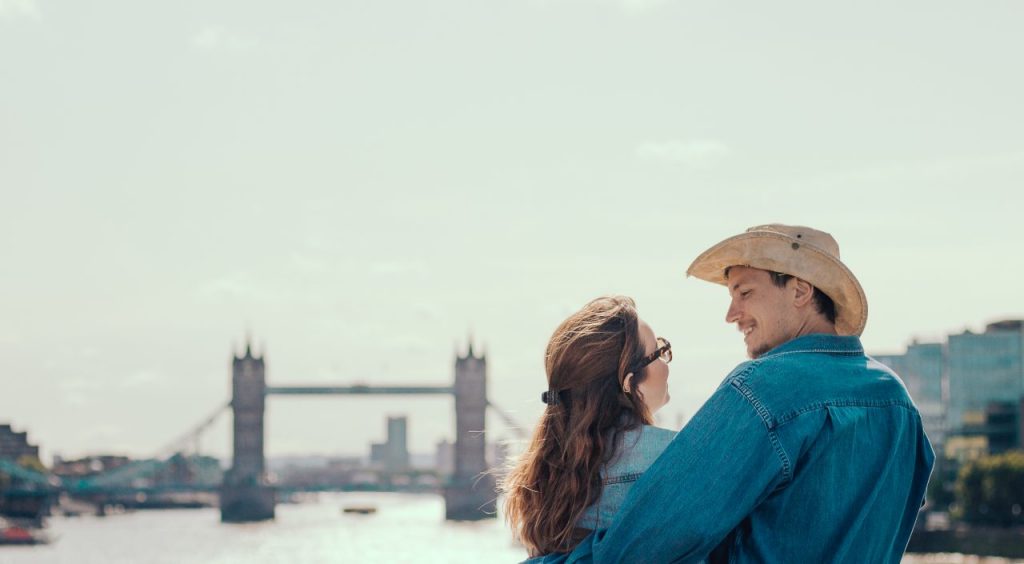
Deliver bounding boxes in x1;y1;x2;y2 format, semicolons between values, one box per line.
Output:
501;295;674;557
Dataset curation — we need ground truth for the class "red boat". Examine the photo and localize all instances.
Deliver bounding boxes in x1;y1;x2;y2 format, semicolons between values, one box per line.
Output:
0;517;50;545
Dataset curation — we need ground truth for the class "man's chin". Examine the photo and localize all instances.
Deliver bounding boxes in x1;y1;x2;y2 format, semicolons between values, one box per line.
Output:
748;343;770;359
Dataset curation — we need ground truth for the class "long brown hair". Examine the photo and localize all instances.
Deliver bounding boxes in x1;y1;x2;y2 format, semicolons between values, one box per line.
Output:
500;295;654;556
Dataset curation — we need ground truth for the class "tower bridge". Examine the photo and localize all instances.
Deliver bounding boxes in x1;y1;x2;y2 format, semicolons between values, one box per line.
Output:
220;342;499;522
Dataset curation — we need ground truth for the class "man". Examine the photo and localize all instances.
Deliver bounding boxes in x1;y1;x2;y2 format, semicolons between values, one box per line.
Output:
539;224;934;563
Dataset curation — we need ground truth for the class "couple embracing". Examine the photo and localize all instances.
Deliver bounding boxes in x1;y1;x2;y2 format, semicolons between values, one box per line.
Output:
501;224;935;563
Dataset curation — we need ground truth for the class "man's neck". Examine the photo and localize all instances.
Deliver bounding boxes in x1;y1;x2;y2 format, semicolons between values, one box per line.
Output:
793;316;838;340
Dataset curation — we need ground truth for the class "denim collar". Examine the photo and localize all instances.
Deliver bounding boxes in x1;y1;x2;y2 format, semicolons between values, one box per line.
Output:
759;333;864;358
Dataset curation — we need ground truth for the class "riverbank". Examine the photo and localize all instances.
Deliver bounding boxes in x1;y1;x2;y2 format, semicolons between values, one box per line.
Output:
908;527;1024;560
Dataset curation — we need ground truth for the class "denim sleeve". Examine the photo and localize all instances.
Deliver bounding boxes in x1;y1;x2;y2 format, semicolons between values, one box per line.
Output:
564;380;789;564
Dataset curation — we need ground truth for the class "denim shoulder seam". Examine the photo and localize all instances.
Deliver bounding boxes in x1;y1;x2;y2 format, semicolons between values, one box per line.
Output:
725;361;759;387
760;347;864;360
603;471;642;486
728;382;792;482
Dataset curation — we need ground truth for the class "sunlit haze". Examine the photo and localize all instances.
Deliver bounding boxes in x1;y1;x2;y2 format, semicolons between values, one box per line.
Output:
2;0;1022;463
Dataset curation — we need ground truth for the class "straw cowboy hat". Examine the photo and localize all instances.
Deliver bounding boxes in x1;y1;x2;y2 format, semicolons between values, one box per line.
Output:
686;224;868;336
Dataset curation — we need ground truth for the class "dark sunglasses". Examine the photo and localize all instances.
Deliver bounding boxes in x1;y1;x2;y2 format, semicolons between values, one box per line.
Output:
631;337;672;373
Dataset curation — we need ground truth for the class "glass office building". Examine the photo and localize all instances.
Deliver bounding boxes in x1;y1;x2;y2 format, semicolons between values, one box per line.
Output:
875;341;946;448
874;320;1023;456
947;321;1023;441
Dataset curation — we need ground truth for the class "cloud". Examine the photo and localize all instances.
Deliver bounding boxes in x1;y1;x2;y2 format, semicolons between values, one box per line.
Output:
82;424;123;442
58;375;105;407
80;346;101;358
533;0;672;15
0;0;39;19
617;0;670;14
196;272;338;308
635;139;731;168
191;25;257;52
198;273;277;302
412;302;444;322
289;252;330;273
0;328;23;345
370;259;427;276
120;369;165;389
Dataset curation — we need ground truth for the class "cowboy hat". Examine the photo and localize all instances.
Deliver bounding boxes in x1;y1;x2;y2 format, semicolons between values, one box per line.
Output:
686;224;868;336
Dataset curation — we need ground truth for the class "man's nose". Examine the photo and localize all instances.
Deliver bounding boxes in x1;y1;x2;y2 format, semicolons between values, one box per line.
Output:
725;300;740;324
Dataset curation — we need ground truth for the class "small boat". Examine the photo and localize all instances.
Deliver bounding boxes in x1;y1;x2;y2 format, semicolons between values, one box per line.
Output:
341;505;377;515
0;517;50;545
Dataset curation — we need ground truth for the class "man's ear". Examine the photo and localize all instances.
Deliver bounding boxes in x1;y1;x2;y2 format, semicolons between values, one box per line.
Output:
792;278;815;308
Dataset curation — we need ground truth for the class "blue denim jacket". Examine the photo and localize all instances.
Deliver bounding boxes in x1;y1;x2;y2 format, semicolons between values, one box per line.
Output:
577;424;677;530
532;334;935;564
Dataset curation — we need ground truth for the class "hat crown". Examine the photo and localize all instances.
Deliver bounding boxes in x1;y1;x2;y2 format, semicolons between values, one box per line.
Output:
746;224;840;259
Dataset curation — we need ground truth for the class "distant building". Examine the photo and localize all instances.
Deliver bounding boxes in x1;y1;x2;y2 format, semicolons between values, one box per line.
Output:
874;319;1024;457
370;416;410;472
875;341;946;448
488;441;511;480
51;455;131;478
387;416;409;470
370;443;388;467
1020;397;1024;452
943;435;989;464
0;423;40;462
436;438;454;477
947;321;1023;440
960;401;1019;455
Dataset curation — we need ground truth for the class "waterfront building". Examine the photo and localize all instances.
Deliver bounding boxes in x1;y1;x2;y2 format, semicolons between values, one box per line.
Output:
943;435;989;464
875;341;945;449
435;438;454;478
386;416;409;471
487;441;510;480
370;416;410;472
0;424;40;463
51;455;131;478
962;401;1019;455
874;319;1024;458
947;320;1023;443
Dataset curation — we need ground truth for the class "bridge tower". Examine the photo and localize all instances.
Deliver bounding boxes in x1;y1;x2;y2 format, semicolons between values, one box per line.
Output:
444;343;496;520
220;342;275;522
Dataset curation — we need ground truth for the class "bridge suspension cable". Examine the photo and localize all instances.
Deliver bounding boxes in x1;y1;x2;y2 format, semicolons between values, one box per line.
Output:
152;401;231;459
486;401;530;441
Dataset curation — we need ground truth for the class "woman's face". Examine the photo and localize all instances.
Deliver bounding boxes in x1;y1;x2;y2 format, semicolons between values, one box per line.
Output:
635;319;670;414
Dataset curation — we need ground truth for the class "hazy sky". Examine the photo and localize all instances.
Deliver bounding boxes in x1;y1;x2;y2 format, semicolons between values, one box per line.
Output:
2;0;1022;462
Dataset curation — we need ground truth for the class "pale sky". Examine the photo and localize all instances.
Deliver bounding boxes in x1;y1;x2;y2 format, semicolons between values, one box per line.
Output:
2;0;1022;462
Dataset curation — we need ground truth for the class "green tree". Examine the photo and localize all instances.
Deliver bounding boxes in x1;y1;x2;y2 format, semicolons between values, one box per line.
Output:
955;450;1024;527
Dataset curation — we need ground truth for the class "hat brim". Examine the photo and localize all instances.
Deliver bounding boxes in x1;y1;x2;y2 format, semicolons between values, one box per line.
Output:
686;231;868;336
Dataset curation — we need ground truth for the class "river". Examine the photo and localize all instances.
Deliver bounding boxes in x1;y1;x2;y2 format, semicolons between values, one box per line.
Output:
0;493;1016;563
2;493;525;563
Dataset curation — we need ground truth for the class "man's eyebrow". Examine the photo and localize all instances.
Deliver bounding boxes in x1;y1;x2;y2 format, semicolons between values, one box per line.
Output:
730;282;744;291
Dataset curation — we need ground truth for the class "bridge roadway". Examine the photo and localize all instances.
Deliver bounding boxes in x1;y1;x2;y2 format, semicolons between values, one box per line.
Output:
264;385;454;396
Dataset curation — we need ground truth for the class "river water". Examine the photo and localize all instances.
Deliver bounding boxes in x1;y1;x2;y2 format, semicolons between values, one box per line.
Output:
0;493;1016;563
2;493;527;563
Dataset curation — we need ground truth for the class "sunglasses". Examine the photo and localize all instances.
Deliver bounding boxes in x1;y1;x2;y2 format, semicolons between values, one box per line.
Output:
631;337;672;373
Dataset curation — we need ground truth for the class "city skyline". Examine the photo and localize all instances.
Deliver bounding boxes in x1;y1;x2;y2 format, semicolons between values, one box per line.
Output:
2;0;1023;461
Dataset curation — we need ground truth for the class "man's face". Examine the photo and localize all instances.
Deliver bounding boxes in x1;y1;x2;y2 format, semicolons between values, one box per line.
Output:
725;266;799;359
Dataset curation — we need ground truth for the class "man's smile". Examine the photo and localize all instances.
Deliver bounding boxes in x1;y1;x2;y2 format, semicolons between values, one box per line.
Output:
740;324;755;340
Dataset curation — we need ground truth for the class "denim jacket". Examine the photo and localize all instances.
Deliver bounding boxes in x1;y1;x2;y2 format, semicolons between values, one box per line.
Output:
576;424;677;531
534;334;935;564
